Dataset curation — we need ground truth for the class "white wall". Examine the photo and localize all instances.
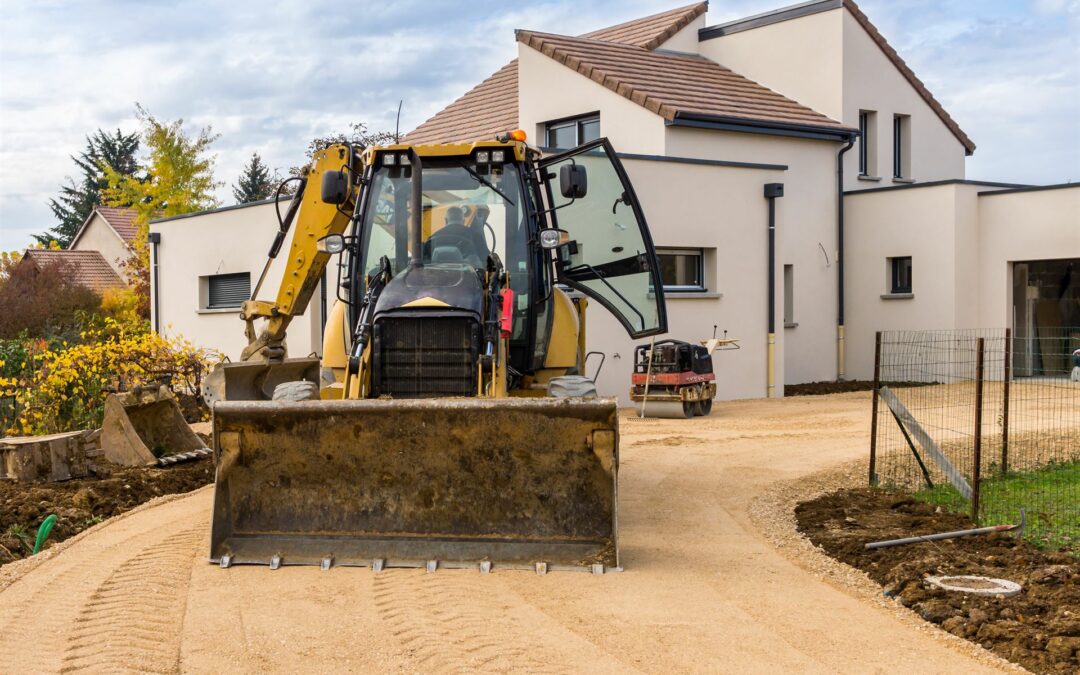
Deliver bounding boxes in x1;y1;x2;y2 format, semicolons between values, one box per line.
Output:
697;8;845;122
844;183;1080;380
516;43;667;154
150;202;325;361
655;13;706;54
977;186;1080;328
841;10;967;189
665;127;842;390
844;184;963;379
70;213;130;276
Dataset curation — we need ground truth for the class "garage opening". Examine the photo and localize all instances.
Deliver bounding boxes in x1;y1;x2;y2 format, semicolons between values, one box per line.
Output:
1012;258;1079;376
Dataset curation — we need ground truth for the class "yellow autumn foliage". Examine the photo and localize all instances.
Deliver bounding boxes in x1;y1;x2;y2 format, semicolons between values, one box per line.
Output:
2;329;218;435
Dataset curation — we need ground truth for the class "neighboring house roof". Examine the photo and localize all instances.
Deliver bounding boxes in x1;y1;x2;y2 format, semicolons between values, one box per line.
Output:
516;30;847;131
68;206;138;250
405;3;710;145
22;249;125;292
842;0;975;155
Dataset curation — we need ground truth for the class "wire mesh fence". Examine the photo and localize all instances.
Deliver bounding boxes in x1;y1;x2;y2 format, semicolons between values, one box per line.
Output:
870;328;1080;550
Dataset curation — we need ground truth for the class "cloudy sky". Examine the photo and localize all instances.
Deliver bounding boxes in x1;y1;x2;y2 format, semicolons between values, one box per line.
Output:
0;0;1077;250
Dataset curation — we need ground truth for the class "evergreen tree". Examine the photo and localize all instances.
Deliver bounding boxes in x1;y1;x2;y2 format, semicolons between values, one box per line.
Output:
40;129;140;247
232;152;276;203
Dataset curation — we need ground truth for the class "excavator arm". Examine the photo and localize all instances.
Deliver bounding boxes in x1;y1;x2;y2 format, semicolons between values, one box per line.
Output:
239;144;360;362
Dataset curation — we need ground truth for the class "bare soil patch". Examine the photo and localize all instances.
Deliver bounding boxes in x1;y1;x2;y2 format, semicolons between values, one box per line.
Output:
0;459;213;566
796;488;1080;674
786;380;936;396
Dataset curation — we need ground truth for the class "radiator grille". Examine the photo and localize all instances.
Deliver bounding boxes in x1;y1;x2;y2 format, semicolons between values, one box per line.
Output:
373;316;479;398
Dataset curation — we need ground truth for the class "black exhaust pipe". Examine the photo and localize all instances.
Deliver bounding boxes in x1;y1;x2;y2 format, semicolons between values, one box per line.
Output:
408;148;423;268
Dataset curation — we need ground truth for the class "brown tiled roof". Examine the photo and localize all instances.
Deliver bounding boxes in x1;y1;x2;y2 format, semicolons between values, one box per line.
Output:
23;249;125;292
95;207;138;243
516;30;847;130
405;3;709;145
582;2;708;50
405;60;520;145
843;0;974;155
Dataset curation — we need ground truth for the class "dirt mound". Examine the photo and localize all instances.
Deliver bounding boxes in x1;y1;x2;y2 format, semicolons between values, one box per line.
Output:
0;459;213;566
797;488;1079;674
786;380;935;396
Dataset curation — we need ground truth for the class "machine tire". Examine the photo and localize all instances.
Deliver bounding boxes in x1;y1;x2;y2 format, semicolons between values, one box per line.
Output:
271;381;320;402
547;375;598;399
698;398;713;416
682;401;697;418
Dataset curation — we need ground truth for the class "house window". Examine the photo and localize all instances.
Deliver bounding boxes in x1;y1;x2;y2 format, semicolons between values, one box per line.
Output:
545;114;600;149
657;248;705;291
206;272;251;309
858;110;876;176
893;114;910;179
783;264;795;326
889;256;912;294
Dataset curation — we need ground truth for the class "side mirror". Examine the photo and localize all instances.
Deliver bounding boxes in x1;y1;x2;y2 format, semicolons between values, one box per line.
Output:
317;234;346;254
560;164;587;199
321;170;349;205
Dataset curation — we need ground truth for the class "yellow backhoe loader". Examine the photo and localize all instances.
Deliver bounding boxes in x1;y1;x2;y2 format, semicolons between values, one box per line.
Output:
205;132;667;572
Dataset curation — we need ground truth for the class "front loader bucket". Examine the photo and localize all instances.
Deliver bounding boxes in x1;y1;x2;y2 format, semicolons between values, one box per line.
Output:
210;397;619;572
100;386;210;467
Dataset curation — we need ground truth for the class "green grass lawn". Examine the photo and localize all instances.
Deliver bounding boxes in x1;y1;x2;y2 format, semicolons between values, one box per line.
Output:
914;462;1080;552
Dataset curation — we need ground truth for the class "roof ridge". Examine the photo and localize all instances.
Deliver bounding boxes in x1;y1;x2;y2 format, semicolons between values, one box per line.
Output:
581;2;708;50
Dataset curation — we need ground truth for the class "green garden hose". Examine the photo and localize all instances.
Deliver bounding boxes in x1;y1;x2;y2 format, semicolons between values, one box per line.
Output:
33;514;57;555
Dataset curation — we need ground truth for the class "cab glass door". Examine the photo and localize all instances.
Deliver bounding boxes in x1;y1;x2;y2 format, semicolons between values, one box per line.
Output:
539;139;667;337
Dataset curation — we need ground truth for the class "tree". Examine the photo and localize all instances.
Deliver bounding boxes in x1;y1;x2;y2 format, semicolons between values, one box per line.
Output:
232;152;278;204
289;122;396;176
0;253;101;340
102;104;223;317
40;129;140;247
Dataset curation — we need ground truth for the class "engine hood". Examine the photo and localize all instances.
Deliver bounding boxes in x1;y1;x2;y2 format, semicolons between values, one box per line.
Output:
373;263;484;319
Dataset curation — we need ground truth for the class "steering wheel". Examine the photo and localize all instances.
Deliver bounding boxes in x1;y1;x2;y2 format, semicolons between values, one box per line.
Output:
429;232;476;255
428;232;484;267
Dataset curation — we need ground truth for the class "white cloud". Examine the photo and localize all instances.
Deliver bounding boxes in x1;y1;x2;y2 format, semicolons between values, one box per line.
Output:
1;0;1077;250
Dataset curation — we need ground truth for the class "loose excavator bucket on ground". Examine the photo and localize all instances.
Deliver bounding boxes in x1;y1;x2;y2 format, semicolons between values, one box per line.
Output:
209;397;619;571
100;386;211;467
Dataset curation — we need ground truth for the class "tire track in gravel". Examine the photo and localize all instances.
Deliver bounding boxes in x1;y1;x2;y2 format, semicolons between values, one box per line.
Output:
0;494;207;673
370;570;622;674
59;527;202;674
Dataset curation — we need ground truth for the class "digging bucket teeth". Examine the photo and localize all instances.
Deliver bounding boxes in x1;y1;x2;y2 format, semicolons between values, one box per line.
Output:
209;397;619;571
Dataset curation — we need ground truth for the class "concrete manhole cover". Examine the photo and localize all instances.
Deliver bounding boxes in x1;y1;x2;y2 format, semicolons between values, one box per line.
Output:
925;575;1022;596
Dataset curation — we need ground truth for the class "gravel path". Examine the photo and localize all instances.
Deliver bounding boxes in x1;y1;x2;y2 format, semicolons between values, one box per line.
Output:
0;392;1018;673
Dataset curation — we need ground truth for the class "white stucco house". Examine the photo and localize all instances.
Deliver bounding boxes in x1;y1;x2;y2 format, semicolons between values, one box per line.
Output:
149;0;1079;402
69;206;137;277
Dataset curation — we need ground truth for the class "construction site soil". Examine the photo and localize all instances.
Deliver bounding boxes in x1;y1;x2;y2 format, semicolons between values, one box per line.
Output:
0;392;1033;673
797;488;1080;673
0;459;213;565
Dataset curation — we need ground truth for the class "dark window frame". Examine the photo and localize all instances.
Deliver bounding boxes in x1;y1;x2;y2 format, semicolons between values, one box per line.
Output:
656;247;706;292
893;114;909;179
858;110;871;176
544;113;601;149
206;272;251;309
890;256;912;294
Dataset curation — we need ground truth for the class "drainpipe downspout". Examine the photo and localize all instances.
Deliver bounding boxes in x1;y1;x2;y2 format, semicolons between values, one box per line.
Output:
836;136;856;381
764;183;784;398
148;231;161;334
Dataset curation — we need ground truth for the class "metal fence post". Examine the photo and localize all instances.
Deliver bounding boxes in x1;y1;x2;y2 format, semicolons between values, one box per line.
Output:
1001;328;1011;477
869;331;882;486
972;337;985;522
